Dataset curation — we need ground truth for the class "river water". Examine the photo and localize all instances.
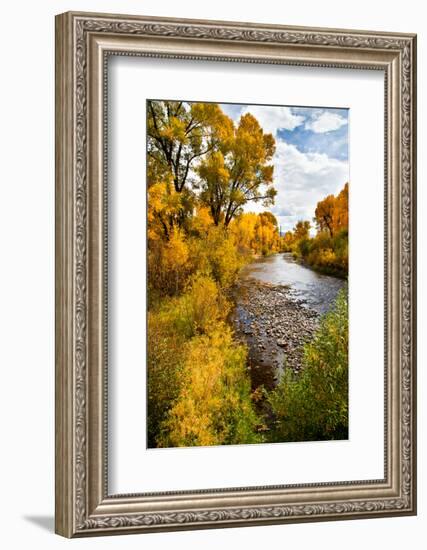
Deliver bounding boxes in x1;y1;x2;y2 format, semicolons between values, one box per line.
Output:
231;253;346;389
239;252;345;315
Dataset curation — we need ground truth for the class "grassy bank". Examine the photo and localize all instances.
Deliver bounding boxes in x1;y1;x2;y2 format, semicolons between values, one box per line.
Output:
147;220;277;448
267;288;349;442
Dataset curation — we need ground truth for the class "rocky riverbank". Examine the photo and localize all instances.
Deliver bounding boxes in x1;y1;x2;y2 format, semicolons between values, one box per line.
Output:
232;278;320;390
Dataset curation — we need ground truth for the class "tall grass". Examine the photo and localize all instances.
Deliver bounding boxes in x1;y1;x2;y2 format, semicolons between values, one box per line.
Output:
147;273;260;447
268;288;348;442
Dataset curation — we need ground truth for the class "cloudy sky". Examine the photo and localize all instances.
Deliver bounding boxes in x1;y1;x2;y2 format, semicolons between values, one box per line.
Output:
220;103;349;234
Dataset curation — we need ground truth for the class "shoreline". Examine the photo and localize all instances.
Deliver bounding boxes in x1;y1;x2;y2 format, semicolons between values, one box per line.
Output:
231;277;319;390
283;250;348;279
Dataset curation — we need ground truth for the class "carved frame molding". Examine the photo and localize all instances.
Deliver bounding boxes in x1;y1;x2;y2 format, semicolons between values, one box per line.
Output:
55;11;416;537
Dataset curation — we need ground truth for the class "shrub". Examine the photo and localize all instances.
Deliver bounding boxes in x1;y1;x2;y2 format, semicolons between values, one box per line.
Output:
147;273;233;446
299;229;348;277
158;326;260;447
148;228;190;301
268;288;348;442
188;225;244;289
179;272;230;337
147;308;186;448
297;237;311;258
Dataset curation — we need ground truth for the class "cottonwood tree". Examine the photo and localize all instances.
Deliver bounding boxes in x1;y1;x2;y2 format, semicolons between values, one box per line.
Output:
314;194;336;237
332;182;349;232
314;183;349;237
197;113;277;227
293;220;311;240
147;100;234;237
147;100;233;193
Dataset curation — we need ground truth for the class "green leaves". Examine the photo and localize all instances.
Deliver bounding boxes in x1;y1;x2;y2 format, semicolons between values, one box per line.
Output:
268;289;349;442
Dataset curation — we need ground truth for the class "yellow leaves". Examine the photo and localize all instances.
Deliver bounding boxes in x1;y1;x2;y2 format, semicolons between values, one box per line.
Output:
158;326;254;448
229;212;258;251
159;329;227;447
314;183;349;237
197;150;230;186
333;182;349;232
262;132;276;158
194;108;277;226
260;164;274;184
234;113;276;163
190;102;234;140
316;248;336;267
187;225;244;289
229;212;280;257
160;116;187;142
148;228;190;297
294;220;311;240
147;179;191;242
148;101;234;194
148;273;260;448
285;183;348;277
182;272;229;334
162;229;189;271
148;100;277;228
190;206;214;236
148;181;181;218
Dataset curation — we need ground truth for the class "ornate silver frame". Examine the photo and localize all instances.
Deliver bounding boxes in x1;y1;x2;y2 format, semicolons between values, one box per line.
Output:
55;11;417;537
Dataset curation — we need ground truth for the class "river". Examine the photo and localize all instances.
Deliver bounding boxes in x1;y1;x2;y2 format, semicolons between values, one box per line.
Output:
239;252;345;315
232;253;346;389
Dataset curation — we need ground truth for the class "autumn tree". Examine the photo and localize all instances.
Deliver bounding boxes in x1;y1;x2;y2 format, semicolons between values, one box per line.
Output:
314;194;335;236
254;212;280;255
332;182;349;233
197;113;277;227
258;211;278;229
291;183;349;276
282;230;295;251
293;220;311;240
147;177;191;241
147;100;233;193
314;183;349;237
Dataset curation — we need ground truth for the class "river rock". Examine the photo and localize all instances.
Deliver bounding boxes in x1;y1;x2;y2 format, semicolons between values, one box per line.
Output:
232;275;321;385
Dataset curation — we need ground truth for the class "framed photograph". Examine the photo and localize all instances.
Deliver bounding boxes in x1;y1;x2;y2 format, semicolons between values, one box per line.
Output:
55;11;417;537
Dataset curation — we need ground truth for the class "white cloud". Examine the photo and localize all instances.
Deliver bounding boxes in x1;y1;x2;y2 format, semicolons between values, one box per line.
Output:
220;103;244;122
244;141;349;233
241;105;305;135
305;111;348;133
218;104;349;233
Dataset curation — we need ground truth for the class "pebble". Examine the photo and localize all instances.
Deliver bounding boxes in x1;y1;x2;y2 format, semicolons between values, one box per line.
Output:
233;278;320;379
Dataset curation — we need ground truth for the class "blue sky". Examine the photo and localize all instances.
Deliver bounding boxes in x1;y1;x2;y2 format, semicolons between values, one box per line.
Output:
220;103;349;233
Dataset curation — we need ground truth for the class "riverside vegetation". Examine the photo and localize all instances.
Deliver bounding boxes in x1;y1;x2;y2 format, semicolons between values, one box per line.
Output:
147;100;349;448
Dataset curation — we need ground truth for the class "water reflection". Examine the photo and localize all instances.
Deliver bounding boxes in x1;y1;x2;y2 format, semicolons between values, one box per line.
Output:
240;253;345;314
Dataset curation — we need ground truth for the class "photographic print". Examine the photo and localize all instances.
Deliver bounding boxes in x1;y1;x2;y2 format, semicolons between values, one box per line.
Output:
147;100;349;449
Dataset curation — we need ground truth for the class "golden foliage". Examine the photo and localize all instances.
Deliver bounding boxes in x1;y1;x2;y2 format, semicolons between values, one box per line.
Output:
189;205;214;237
148;228;190;300
147;100;234;194
148;273;259;447
230;211;280;257
187;225;244;289
282;183;349;277
158;326;260;448
197;112;277;226
314;182;349;237
146;100;348;449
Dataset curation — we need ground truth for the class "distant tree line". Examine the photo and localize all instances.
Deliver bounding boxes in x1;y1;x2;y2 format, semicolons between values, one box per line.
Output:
282;183;349;277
